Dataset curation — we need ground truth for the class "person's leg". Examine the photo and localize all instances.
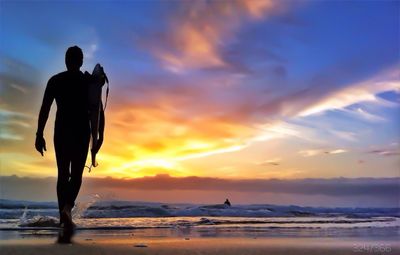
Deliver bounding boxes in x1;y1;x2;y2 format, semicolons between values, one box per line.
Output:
67;135;90;208
54;137;71;224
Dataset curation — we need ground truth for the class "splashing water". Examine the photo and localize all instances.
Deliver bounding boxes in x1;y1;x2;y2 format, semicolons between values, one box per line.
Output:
17;194;101;228
72;194;101;220
19;206;28;225
19;206;59;228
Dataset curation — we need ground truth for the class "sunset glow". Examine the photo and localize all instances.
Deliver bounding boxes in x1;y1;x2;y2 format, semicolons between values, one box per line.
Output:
1;0;399;187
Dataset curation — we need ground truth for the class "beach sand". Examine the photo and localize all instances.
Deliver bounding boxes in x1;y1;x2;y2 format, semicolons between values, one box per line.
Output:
1;230;399;255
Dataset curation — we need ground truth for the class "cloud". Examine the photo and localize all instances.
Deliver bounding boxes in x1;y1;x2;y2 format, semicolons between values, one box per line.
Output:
354;108;386;122
88;65;397;177
9;83;28;94
298;68;400;117
63;175;400;197
84;43;98;60
329;130;357;142
3;58;397;180
101;97;256;176
256;158;281;166
147;0;281;71
0;132;23;141
298;150;320;157
368;149;400;157
0;175;398;207
299;149;347;157
366;142;400;157
0;109;32;141
326;149;347;154
337;107;386;123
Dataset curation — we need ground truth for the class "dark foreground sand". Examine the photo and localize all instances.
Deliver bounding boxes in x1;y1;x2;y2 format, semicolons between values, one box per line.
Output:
1;231;399;255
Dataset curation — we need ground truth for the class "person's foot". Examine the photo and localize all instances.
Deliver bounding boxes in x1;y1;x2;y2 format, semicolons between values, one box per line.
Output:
57;226;74;244
61;204;73;228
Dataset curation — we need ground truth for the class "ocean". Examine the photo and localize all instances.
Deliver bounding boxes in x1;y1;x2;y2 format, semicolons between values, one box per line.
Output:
1;198;399;234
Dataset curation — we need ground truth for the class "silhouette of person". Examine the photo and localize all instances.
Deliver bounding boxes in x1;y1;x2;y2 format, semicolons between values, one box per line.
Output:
224;199;231;206
35;46;104;228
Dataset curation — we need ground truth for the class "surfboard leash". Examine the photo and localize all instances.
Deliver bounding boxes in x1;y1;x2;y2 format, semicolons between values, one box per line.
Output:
103;74;109;111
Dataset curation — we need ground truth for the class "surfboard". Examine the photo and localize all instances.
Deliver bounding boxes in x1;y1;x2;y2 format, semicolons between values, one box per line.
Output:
87;63;108;172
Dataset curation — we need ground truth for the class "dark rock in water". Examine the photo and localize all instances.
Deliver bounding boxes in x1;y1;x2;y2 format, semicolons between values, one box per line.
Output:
134;243;148;248
20;216;59;228
198;218;215;225
290;211;314;216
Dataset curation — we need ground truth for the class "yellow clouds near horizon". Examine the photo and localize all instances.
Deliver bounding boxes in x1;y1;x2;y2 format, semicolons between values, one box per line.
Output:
97;101;256;178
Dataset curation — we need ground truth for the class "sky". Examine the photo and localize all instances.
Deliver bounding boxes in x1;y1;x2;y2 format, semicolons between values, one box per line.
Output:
0;1;399;205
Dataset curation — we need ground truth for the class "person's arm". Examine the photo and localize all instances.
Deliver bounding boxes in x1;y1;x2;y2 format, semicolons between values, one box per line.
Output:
35;78;55;156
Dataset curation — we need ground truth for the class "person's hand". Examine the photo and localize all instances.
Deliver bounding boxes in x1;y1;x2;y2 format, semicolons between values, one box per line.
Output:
35;134;46;156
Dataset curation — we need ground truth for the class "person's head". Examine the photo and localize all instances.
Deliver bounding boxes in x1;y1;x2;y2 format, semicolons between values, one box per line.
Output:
65;46;83;71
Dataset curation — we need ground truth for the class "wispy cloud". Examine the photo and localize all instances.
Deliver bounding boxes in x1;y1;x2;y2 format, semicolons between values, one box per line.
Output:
9;83;28;94
83;43;98;60
298;68;400;117
366;142;400;157
339;107;386;122
329;130;357;142
327;149;347;154
368;149;400;157
0;132;23;141
299;149;347;157
354;108;386;122
0;108;32;141
256;158;281;166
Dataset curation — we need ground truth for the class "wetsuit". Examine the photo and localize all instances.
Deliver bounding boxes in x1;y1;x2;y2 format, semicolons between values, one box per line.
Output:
41;70;90;219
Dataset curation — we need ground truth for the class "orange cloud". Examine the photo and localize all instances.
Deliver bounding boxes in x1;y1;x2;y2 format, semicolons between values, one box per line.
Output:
154;0;279;71
98;100;255;177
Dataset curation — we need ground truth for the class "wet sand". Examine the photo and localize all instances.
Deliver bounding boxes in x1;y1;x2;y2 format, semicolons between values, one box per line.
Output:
1;230;399;255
